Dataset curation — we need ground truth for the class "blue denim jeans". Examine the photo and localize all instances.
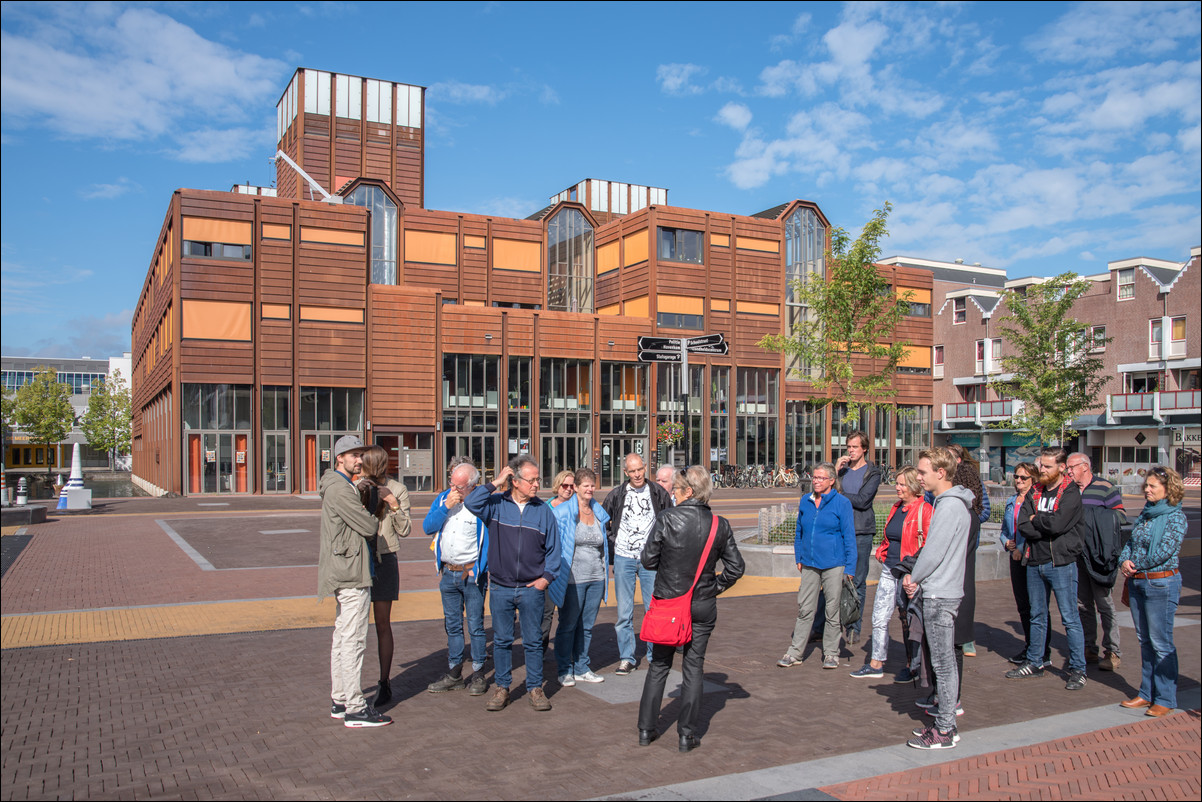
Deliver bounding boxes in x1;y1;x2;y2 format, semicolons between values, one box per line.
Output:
439;569;487;671
1026;561;1086;672
556;580;605;676
1128;572;1181;709
489;582;545;690
614;555;656;665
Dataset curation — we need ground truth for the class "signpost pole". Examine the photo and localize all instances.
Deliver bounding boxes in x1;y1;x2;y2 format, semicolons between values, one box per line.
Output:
681;340;689;469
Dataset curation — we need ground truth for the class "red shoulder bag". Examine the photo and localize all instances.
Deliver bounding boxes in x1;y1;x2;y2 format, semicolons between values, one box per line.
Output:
639;514;720;647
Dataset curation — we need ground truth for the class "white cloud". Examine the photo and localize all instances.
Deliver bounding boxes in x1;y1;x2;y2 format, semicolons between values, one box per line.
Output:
656;63;707;96
429;81;505;105
714;102;752;131
1026;2;1200;65
172;127;271;163
0;6;285;158
79;177;141;200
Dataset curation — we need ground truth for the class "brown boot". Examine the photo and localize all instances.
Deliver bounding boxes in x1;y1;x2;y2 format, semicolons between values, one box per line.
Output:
486;687;510;712
528;686;552;712
1145;704;1172;717
1098;653;1120;672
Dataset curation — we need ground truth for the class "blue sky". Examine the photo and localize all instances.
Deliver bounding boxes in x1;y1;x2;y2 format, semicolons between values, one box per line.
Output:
2;1;1199;358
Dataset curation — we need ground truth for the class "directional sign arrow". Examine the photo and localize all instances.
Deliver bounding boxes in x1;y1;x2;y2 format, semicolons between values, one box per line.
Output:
638;336;681;351
637;350;682;363
687;342;729;356
685;333;725;348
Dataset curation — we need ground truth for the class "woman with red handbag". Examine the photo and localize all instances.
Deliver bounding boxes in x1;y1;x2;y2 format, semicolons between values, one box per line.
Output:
636;466;745;753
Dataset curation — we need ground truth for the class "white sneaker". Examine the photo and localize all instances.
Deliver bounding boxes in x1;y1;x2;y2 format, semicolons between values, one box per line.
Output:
575;670;604;683
558;674;575;687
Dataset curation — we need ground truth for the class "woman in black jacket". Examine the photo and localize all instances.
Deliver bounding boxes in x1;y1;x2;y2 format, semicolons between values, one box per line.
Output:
636;465;745;752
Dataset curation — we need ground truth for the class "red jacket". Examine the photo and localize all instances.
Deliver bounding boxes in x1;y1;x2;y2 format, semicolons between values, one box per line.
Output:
874;498;933;565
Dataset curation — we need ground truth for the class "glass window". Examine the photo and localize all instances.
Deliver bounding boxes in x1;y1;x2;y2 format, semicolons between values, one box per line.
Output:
181;384;253;430
953;298;967;324
344;184;398;285
657;227;703;265
1118;268;1135;300
784;400;824;472
908;301;931;317
784;207;826;377
547;208;594;313
656;312;704;330
734;368;777;467
183;241;251;261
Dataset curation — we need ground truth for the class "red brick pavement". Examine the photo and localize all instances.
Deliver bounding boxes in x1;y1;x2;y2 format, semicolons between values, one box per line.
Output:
821;710;1202;801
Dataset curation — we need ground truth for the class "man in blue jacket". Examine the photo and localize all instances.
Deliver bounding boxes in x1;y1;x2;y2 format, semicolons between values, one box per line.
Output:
423;457;489;697
466;455;560;712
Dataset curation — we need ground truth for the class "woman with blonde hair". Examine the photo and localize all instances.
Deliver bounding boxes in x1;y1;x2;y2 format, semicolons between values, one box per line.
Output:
850;466;932;680
1119;466;1187;717
357;445;411;706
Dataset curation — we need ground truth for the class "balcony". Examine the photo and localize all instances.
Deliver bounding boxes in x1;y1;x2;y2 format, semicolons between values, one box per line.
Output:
1106;390;1201;423
941;399;1022;428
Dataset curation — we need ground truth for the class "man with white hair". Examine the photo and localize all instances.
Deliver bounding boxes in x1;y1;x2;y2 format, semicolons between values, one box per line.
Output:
603;453;673;675
1066;452;1126;672
655;464;677;502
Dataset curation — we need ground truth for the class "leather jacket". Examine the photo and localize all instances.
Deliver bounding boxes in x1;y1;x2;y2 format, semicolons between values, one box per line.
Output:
640;500;745;601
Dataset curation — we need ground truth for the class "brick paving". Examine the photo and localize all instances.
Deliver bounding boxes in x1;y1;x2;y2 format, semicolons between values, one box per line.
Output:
1;495;1198;799
820;711;1201;801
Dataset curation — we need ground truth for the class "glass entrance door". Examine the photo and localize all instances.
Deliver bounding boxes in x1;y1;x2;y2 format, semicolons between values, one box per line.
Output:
599;437;647;487
303;432;335;493
541;434;590;483
186;432;250;494
263;433;289;493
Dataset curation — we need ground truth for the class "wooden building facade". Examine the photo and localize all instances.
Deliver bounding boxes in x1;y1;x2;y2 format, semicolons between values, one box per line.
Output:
130;68;933;496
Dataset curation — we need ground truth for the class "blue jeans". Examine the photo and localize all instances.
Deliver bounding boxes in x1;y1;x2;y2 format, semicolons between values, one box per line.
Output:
556;580;605;676
1026;561;1086;672
489;583;545;690
439;569;487;671
614;555;656;664
1128;572;1181;709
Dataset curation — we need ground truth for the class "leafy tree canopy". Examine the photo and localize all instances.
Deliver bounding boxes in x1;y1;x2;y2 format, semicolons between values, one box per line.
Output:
12;367;75;476
81;369;132;469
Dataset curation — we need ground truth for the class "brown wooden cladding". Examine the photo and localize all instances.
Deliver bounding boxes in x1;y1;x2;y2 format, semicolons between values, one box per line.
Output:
505;313;536;356
733;315;783;368
596;269;621;308
259;320;293;384
394;143;422;208
295;325;366;385
441;307;504;355
369;286;437;426
179;341;255;382
296;205;368;307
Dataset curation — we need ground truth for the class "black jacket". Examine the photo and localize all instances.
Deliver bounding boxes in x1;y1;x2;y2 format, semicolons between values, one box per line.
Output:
1017;479;1085;567
838;462;882;536
602;480;673;563
640;500;745;602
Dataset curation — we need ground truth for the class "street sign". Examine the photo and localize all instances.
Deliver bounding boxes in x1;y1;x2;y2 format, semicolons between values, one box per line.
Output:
685;333;725;348
638;336;681;351
687;342;729;356
638;350;682;363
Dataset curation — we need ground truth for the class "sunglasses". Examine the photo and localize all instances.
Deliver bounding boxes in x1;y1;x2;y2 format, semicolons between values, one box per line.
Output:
561;483;575;489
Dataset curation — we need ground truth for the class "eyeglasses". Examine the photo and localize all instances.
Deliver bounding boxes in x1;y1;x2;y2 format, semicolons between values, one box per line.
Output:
560;483;575;490
1066;462;1086;472
515;474;541;486
813;474;832;482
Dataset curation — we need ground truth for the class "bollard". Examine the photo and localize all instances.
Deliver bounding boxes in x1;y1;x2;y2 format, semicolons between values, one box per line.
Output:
56;484;69;510
16;476;28;506
0;466;7;507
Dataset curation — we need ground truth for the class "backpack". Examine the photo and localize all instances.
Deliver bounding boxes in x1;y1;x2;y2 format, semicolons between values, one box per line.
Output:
1080;506;1123;587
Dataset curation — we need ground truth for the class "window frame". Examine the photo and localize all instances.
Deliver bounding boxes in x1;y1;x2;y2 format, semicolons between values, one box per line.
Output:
1117;268;1135;300
953;298;967;324
656;227;704;265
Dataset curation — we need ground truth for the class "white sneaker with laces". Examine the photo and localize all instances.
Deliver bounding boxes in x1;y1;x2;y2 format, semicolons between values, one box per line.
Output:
575;670;604;683
558;674;575;687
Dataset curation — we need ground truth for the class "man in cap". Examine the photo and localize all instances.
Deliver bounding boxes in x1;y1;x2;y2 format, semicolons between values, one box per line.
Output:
319;434;398;728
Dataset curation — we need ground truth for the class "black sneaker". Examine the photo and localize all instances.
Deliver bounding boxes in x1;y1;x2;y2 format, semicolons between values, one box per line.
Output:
893;667;916;684
343;706;392;728
1005;661;1045;679
915;693;938;709
1065;669;1087;691
911;725;961;743
330;701;346;719
1007;651;1027;665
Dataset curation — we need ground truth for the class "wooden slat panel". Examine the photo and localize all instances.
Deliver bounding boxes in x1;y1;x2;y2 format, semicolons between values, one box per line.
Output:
369;286;437;425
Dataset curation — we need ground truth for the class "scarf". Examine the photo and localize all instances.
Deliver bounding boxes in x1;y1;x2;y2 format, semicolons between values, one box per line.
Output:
1135;499;1178;561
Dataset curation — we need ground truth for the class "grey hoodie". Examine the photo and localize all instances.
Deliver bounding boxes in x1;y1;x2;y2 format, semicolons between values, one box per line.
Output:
908;485;973;600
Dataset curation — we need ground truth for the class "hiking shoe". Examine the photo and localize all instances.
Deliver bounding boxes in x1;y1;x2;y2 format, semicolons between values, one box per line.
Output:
528;687;552;712
558;674;576;687
427;671;466;693
777;654;803;668
911;725;961;743
486;687;510;712
1005;661;1045;679
907;726;957;750
1065;669;1087;691
344;707;392;728
615;660;635;676
1098;653;1121;672
894;667;917;684
923;701;964;717
576;670;604;683
822;655;839;669
850;664;884;679
467;671;488;696
330;701;346;719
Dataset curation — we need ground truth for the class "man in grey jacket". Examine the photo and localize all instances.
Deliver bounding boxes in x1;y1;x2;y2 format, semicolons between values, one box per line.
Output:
318;435;398;728
903;447;972;750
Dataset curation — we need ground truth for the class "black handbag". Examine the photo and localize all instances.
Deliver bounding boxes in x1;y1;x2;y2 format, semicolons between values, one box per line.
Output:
839;574;861;628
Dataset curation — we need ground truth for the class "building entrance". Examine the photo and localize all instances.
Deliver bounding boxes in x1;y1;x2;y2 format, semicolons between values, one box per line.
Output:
376;432;434;492
541;434;590;483
186;432;250;494
600;437;647;486
263;432;289;493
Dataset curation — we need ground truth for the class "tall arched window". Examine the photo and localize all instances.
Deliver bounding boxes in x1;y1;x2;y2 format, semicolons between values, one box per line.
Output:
547;208;593;313
344;184;398;285
784;207;826;377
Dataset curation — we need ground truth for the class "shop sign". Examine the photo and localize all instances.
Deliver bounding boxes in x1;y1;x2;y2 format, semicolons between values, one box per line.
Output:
1172;428;1200;446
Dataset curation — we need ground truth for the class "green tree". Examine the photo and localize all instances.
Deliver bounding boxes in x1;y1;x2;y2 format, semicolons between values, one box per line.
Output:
12;367;75;480
757;202;912;421
1;386;15;467
993;272;1111;444
81;369;132;470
